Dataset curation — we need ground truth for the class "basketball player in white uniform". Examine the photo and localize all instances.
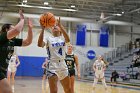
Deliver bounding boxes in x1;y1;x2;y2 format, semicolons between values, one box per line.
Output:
42;58;48;82
7;54;20;92
38;17;71;93
42;58;49;92
93;55;107;90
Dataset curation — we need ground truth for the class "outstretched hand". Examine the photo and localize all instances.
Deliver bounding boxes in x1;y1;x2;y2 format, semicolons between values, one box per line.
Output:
56;17;61;27
78;73;81;79
19;9;24;19
28;18;33;28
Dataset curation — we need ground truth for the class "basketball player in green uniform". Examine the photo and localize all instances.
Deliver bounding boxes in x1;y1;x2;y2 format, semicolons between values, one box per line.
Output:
65;44;80;93
0;10;33;93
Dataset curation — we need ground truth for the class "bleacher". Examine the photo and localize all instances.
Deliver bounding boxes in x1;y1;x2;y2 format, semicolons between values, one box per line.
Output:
81;39;140;86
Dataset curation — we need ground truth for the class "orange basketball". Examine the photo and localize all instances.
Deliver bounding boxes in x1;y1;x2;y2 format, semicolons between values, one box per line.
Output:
40;12;56;28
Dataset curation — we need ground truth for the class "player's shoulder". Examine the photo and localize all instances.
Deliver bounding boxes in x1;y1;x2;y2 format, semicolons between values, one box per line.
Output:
101;60;105;64
44;36;55;43
94;60;97;62
94;60;98;64
13;55;17;57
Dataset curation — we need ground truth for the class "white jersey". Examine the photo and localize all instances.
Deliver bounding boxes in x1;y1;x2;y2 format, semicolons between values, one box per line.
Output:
9;55;17;66
93;60;106;73
44;36;65;61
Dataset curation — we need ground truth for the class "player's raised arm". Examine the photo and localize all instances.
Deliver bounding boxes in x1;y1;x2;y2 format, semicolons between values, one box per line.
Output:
37;26;45;47
7;9;24;39
22;18;33;46
57;17;70;43
74;55;80;79
16;55;20;67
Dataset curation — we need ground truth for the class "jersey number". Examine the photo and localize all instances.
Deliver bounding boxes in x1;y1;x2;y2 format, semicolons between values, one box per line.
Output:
98;67;101;70
58;48;62;55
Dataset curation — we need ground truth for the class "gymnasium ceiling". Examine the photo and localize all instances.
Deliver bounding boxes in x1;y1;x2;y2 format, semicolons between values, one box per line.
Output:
0;0;140;25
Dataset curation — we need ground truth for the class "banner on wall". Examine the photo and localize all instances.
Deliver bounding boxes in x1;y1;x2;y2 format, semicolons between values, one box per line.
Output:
16;56;46;77
87;50;96;60
76;25;86;46
99;26;109;47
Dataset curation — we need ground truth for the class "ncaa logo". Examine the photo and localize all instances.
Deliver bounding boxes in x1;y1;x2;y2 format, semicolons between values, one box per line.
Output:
87;50;96;60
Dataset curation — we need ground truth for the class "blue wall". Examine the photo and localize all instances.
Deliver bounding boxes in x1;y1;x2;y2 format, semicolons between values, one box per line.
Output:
16;56;46;77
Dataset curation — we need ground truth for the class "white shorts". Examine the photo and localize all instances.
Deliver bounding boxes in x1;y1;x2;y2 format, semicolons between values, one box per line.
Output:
47;60;68;80
8;65;17;73
94;72;104;79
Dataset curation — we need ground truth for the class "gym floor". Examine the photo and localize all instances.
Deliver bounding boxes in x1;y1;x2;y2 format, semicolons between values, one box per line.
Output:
13;77;140;93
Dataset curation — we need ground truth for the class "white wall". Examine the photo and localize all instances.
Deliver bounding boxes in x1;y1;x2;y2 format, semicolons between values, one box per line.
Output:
74;46;115;65
84;30;100;47
16;27;52;57
1;17;140;57
112;25;140;47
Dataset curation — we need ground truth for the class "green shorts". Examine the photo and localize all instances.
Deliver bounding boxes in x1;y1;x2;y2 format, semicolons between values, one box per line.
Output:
68;69;75;77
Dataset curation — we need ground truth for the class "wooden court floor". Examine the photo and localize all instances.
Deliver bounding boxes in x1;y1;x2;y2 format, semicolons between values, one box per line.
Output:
13;77;140;93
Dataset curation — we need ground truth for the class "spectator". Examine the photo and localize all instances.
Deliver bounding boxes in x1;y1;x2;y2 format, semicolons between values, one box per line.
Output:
132;53;138;66
135;72;140;79
129;41;133;50
134;67;140;79
110;70;119;85
119;72;129;81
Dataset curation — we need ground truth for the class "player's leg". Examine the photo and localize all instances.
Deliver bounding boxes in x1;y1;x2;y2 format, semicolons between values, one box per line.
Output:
70;75;75;93
93;78;98;89
0;79;13;93
42;75;46;81
7;71;11;84
48;75;58;93
11;72;16;93
42;69;46;90
42;69;46;81
69;70;75;93
11;67;17;93
101;77;107;88
11;71;16;86
42;69;47;91
60;76;71;93
59;61;71;93
93;73;99;89
0;70;12;93
42;74;46;89
100;73;107;89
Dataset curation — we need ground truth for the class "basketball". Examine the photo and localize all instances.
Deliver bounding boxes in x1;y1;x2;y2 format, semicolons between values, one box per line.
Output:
40;12;56;28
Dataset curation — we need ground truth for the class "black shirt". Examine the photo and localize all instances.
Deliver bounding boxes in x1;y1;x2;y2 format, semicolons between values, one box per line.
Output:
112;71;119;78
0;32;22;70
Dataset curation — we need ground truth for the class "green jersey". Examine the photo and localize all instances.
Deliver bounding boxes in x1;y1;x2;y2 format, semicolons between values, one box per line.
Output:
65;53;75;70
0;32;22;70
